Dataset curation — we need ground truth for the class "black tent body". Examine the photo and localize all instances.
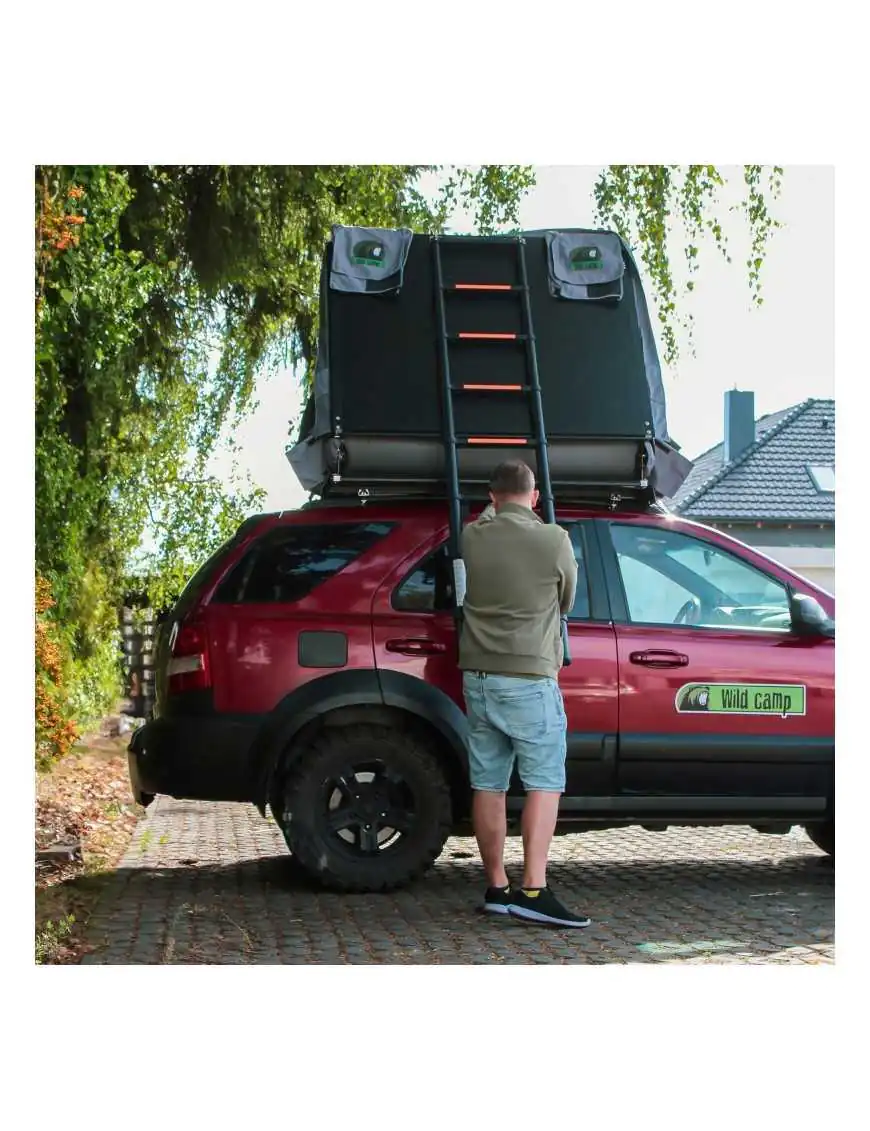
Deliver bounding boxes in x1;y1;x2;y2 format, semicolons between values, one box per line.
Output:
287;227;692;505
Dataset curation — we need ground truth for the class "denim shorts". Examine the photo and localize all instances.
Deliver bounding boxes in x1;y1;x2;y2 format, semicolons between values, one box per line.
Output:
462;672;567;793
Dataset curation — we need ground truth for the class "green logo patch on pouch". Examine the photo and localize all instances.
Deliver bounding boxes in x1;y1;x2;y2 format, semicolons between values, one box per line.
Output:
569;246;603;270
675;683;806;717
351;240;386;268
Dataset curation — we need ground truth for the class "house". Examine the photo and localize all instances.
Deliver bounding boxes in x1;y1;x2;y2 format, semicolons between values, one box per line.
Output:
668;391;835;593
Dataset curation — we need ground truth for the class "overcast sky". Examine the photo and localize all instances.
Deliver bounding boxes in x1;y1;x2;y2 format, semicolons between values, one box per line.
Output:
214;165;834;511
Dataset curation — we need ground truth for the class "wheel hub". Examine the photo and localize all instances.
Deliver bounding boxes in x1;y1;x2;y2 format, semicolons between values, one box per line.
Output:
325;764;414;853
353;783;388;822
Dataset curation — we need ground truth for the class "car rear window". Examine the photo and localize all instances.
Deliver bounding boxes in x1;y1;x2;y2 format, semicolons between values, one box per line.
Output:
170;515;267;620
212;522;395;604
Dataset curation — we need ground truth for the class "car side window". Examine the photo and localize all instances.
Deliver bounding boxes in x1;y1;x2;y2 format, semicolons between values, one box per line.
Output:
394;525;592;618
393;543;454;612
213;522;394;604
559;523;591;621
610;524;791;630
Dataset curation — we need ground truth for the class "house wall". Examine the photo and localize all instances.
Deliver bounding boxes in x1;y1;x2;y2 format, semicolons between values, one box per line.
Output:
704;523;835;594
791;566;835;594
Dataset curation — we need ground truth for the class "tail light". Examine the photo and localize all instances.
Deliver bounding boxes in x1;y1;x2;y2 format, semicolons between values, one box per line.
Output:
167;620;211;694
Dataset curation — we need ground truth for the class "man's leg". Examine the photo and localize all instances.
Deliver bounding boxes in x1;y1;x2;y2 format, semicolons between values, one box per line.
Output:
462;674;514;899
515;679;566;890
472;790;509;889
493;677;591;927
520;791;561;889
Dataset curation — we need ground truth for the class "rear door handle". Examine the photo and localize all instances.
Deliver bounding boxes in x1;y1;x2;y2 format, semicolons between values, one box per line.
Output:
385;638;447;656
629;650;689;668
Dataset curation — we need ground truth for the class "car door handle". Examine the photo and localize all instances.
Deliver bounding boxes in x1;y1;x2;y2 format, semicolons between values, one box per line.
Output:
629;650;689;668
385;638;447;656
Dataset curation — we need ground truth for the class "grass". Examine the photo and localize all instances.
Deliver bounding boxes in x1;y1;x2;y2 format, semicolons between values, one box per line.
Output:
35;913;76;964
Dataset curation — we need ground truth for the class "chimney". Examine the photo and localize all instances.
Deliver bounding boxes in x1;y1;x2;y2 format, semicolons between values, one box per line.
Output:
723;389;755;464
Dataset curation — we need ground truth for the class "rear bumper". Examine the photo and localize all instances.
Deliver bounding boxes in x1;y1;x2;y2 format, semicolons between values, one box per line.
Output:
128;716;260;805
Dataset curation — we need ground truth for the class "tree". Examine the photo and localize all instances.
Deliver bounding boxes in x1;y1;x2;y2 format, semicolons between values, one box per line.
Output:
593;164;783;365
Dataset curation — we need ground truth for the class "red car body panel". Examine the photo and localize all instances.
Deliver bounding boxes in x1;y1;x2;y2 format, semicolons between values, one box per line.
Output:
191;504;834;729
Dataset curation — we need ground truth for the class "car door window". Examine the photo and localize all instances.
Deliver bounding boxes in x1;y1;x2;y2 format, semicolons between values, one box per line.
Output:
610;524;790;630
393;543;454;612
559;523;591;620
393;525;592;620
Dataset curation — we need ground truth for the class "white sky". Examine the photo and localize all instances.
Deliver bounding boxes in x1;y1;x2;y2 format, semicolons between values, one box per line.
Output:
216;165;834;511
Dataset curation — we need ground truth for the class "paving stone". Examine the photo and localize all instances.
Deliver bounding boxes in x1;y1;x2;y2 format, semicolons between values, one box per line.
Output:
81;797;835;965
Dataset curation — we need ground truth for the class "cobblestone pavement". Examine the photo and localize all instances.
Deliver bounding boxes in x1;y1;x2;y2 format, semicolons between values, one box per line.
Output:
82;797;834;964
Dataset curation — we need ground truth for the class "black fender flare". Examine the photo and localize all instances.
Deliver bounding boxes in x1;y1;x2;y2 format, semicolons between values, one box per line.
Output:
249;669;383;811
249;668;470;813
378;669;470;777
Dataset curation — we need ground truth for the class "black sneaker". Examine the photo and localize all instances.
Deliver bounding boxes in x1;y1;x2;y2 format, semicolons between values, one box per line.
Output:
508;887;591;928
483;885;515;915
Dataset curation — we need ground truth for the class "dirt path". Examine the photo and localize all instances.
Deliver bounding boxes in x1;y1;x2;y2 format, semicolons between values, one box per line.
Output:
36;727;145;963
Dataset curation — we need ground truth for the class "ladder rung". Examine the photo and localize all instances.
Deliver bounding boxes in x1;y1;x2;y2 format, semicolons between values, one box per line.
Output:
453;332;525;342
449;283;521;292
464;437;533;446
454;383;527;393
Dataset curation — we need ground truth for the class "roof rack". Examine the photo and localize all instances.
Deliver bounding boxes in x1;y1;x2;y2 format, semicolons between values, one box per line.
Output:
304;484;662;513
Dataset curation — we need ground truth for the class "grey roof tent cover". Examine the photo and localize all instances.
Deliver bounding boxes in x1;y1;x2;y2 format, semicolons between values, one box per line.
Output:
329;225;413;294
287;225;691;500
544;230;625;301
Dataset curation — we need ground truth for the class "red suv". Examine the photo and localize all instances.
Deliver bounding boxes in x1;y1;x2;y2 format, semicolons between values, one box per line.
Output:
129;498;835;891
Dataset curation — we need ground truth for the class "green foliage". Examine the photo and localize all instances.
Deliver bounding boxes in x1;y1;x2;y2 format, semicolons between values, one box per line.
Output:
134;457;266;613
593;164;784;365
35;576;79;770
35;164;532;729
434;165;537;235
35;913;76;964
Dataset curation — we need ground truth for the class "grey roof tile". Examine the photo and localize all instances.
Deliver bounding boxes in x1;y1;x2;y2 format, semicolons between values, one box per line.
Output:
669;398;835;523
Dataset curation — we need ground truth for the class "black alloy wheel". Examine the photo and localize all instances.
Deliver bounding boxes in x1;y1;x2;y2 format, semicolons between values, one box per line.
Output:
276;724;453;892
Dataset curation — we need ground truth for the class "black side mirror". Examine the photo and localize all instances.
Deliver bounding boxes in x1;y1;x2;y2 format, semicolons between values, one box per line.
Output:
789;591;835;638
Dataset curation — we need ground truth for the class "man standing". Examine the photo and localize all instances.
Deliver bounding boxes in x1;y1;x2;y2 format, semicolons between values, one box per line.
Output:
459;460;591;928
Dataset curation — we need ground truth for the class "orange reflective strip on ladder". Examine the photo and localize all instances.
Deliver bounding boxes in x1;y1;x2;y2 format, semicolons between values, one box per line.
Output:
468;437;529;445
458;332;517;340
462;383;523;392
455;283;513;291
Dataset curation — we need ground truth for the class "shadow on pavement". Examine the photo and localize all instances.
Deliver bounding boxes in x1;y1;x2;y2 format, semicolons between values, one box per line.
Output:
80;848;834;965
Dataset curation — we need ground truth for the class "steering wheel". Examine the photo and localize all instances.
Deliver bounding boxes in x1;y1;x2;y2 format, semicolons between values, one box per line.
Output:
674;597;702;625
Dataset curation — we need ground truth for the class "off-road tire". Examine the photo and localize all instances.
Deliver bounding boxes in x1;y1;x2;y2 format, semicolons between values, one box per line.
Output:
276;724;453;892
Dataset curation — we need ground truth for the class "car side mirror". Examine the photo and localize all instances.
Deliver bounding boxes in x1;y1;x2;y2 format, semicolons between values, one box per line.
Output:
789;591;835;638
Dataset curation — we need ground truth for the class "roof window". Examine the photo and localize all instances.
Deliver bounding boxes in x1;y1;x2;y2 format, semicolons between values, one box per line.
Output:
807;465;835;493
